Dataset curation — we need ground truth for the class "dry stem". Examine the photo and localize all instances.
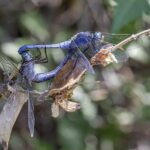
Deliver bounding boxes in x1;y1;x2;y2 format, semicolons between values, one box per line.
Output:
111;28;150;52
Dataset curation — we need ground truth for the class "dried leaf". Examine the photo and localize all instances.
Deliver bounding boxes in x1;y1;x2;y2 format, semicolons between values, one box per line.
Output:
91;44;117;66
48;57;86;116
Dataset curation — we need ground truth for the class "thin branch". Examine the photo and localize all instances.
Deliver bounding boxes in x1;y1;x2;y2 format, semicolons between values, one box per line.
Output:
111;28;150;52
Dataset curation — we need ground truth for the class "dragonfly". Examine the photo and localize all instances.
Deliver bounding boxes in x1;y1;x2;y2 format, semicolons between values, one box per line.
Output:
18;32;129;82
17;32;104;135
17;32;129;129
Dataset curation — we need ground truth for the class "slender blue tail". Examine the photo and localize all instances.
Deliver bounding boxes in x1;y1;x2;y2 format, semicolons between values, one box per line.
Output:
18;40;71;54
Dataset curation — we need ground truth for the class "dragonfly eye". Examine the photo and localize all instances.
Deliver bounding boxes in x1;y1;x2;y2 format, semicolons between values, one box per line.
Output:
93;32;103;41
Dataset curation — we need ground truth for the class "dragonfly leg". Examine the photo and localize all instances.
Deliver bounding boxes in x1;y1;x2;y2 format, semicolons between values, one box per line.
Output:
37;46;48;63
32;52;72;82
34;48;42;60
18;43;73;82
20;49;72;83
34;47;48;64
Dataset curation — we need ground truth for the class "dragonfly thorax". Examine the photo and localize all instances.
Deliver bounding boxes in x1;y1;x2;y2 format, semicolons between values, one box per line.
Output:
70;32;93;49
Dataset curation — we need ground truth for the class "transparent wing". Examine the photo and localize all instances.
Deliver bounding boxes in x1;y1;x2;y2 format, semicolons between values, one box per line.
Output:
101;33;131;63
93;33;130;63
70;41;94;73
50;50;87;90
23;80;35;137
112;49;128;63
91;33;130;50
76;50;94;74
65;50;91;77
102;32;131;44
28;94;35;137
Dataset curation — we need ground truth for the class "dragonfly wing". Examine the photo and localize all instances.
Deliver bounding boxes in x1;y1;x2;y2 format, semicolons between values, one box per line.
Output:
102;33;131;44
112;49;129;63
61;49;94;76
28;94;35;137
25;80;35;137
74;50;95;74
70;35;95;74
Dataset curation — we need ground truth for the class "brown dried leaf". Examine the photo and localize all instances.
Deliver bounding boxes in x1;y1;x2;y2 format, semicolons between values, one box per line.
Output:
91;44;117;66
48;58;86;116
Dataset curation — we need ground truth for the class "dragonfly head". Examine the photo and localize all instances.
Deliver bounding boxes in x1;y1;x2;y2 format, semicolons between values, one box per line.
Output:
93;32;103;40
89;32;105;54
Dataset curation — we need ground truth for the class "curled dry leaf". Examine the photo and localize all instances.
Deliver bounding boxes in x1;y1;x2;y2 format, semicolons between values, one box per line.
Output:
91;44;118;66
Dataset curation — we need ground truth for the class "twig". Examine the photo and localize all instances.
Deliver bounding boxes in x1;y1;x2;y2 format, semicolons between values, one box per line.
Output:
111;28;150;52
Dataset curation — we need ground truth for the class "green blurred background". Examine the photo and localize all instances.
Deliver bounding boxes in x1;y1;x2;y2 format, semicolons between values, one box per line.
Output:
0;0;150;149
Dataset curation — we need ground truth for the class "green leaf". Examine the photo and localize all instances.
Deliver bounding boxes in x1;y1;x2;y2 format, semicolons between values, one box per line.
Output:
112;0;150;32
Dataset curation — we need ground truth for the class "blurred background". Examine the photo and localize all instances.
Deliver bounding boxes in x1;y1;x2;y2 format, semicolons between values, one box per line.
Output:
0;0;150;149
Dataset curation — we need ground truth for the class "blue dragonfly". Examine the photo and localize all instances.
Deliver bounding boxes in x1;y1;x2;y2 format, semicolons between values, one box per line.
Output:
17;32;107;136
18;31;129;82
18;32;101;82
18;31;129;129
17;31;129;136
